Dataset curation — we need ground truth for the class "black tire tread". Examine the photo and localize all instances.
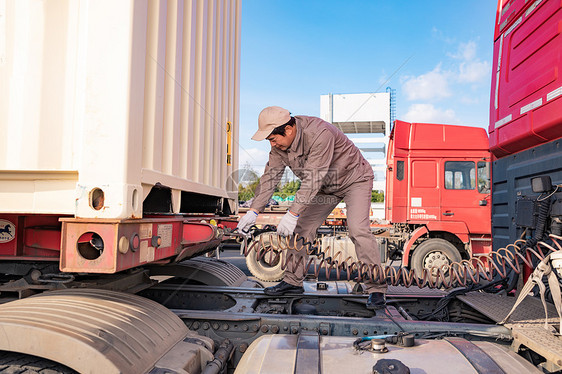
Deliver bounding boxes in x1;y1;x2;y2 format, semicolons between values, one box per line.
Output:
0;351;76;374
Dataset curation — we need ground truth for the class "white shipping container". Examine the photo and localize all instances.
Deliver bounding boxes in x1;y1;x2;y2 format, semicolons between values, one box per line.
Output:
0;0;240;218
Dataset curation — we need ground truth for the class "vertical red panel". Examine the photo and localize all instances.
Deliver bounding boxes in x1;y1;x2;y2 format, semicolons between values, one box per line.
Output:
490;0;562;158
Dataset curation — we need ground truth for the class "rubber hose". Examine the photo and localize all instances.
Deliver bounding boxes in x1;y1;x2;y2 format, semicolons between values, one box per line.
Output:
526;198;551;248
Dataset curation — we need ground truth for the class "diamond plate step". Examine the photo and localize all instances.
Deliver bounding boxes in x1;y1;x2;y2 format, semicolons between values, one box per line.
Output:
458;292;562;369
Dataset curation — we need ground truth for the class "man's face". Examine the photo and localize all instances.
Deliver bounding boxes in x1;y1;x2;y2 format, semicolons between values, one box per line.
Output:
266;125;295;151
266;133;292;150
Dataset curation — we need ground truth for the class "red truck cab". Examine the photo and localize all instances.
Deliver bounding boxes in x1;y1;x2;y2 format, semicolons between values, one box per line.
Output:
385;120;492;273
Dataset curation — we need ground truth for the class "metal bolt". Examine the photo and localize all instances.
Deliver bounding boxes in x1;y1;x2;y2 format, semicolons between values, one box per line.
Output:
202;322;210;330
261;325;269;333
352;329;358;335
222;324;229;331
243;324;249;331
291;327;298;334
252;324;259;332
320;328;328;335
363;330;368;335
212;323;220;330
239;343;248;353
271;325;279;333
192;322;200;330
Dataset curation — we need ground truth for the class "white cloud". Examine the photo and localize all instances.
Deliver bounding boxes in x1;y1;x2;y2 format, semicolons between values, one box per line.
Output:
402;104;459;124
401;64;452;101
458;60;490;83
431;27;455;44
449;41;477;61
396;39;491;127
445;40;490;84
460;95;481;105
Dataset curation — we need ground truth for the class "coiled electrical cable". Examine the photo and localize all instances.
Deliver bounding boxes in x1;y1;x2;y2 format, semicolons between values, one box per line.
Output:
231;228;562;290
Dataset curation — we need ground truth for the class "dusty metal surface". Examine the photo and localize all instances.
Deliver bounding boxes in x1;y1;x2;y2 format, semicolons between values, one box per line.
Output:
299;281;449;297
151;330;215;374
0;289;188;374
294;332;321;374
458;292;562;369
148;257;248;287
445;337;506;374
234;335;539;374
387;285;447;297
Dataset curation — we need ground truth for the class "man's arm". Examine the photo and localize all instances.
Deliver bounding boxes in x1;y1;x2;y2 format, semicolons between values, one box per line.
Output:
290;129;335;215
249;151;286;213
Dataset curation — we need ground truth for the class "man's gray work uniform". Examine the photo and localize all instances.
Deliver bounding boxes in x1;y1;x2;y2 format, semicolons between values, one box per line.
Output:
251;116;387;293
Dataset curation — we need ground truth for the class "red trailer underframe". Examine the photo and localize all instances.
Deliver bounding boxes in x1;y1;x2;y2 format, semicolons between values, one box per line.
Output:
0;214;236;273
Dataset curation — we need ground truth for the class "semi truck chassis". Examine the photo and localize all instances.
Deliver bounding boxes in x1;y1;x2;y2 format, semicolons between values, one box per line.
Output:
0;256;558;373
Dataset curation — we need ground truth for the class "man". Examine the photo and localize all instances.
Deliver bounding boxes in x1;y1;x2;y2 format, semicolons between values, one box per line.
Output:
237;106;387;309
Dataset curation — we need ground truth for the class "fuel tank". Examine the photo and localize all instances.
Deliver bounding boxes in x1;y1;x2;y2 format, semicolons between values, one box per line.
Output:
235;334;539;374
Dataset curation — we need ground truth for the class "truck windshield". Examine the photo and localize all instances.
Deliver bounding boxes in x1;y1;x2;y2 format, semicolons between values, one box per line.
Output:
445;161;475;190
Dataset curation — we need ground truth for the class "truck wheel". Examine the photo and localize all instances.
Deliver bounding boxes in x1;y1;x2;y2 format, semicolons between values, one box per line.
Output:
0;351;76;373
246;235;284;282
410;239;462;281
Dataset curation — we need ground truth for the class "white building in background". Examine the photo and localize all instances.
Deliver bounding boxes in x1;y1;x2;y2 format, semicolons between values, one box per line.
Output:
320;91;395;219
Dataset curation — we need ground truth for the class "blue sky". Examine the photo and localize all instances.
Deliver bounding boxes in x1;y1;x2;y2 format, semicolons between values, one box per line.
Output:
238;1;498;171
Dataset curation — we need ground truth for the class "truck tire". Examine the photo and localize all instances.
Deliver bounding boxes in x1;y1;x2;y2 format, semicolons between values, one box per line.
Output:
246;235;284;282
0;351;76;374
410;238;462;281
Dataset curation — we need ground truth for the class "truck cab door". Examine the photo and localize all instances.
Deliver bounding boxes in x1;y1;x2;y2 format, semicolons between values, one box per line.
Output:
440;160;491;234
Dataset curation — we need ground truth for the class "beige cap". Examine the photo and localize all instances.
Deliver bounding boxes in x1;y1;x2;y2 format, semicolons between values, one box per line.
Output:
252;106;291;141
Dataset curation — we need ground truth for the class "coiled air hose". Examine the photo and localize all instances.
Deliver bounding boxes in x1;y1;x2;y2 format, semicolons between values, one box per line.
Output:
231;227;562;290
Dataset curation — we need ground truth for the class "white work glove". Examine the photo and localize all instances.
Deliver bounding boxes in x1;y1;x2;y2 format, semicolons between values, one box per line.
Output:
237;210;258;235
277;211;299;237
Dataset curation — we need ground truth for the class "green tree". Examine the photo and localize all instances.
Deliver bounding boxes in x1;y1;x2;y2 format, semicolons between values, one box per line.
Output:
237;163;260;202
273;180;301;200
371;190;384;203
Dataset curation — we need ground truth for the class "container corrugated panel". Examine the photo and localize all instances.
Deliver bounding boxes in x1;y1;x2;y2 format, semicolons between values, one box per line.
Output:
0;0;240;218
489;0;562;158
